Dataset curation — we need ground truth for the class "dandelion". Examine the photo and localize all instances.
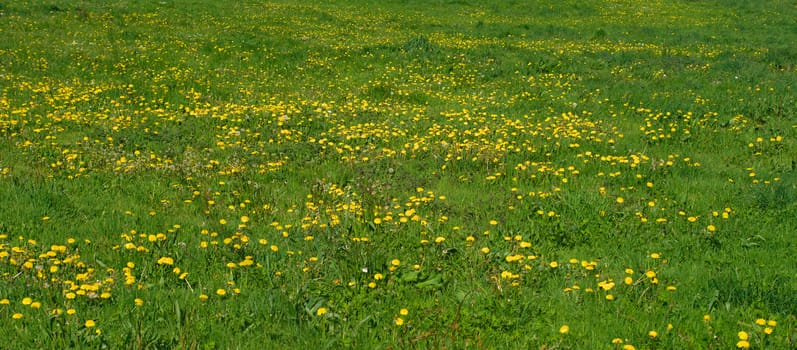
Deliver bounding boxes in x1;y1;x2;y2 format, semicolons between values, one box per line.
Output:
85;320;96;328
764;327;773;335
216;289;226;296
559;325;569;334
616;197;624;204
648;330;658;338
199;294;208;301
391;259;400;266
707;225;716;232
394;317;405;326
737;340;750;349
316;307;327;316
157;256;174;265
480;247;490;254
400;308;408;316
434;236;445;243
12;313;23;320
550;261;559;268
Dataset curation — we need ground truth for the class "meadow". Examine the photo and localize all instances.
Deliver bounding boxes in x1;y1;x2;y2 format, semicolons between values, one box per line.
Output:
1;0;796;348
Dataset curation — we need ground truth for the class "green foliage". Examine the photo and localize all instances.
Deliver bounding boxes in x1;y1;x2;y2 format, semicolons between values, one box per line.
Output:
1;0;796;348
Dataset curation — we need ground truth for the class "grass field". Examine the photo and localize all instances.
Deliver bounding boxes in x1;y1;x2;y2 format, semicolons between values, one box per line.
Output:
1;0;796;348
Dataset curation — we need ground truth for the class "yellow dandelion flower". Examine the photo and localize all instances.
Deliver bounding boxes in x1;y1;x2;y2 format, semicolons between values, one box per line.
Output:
134;298;144;306
400;308;408;316
85;320;96;328
316;307;327;316
157;256;174;265
736;340;750;349
738;331;748;340
648;330;658;338
391;259;400;266
616;197;624;204
550;261;559;268
559;325;569;334
395;317;405;326
12;313;23;320
216;289;226;296
764;327;773;335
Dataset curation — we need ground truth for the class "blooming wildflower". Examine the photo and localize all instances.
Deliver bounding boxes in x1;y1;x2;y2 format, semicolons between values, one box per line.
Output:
85;320;96;328
12;313;23;320
764;327;773;335
316;307;327;316
157;257;174;265
391;259;400;266
216;289;226;296
559;325;569;334
648;330;658;338
395;317;405;326
737;340;750;349
707;225;716;232
400;308;408;316
134;298;144;306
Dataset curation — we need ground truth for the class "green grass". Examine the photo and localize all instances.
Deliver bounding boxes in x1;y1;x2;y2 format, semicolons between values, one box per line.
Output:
1;0;796;348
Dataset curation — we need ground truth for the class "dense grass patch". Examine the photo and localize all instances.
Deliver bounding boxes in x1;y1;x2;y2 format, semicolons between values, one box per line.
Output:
1;0;796;348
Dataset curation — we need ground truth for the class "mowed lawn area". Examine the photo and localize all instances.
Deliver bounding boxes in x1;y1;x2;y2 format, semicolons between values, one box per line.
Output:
1;0;795;348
